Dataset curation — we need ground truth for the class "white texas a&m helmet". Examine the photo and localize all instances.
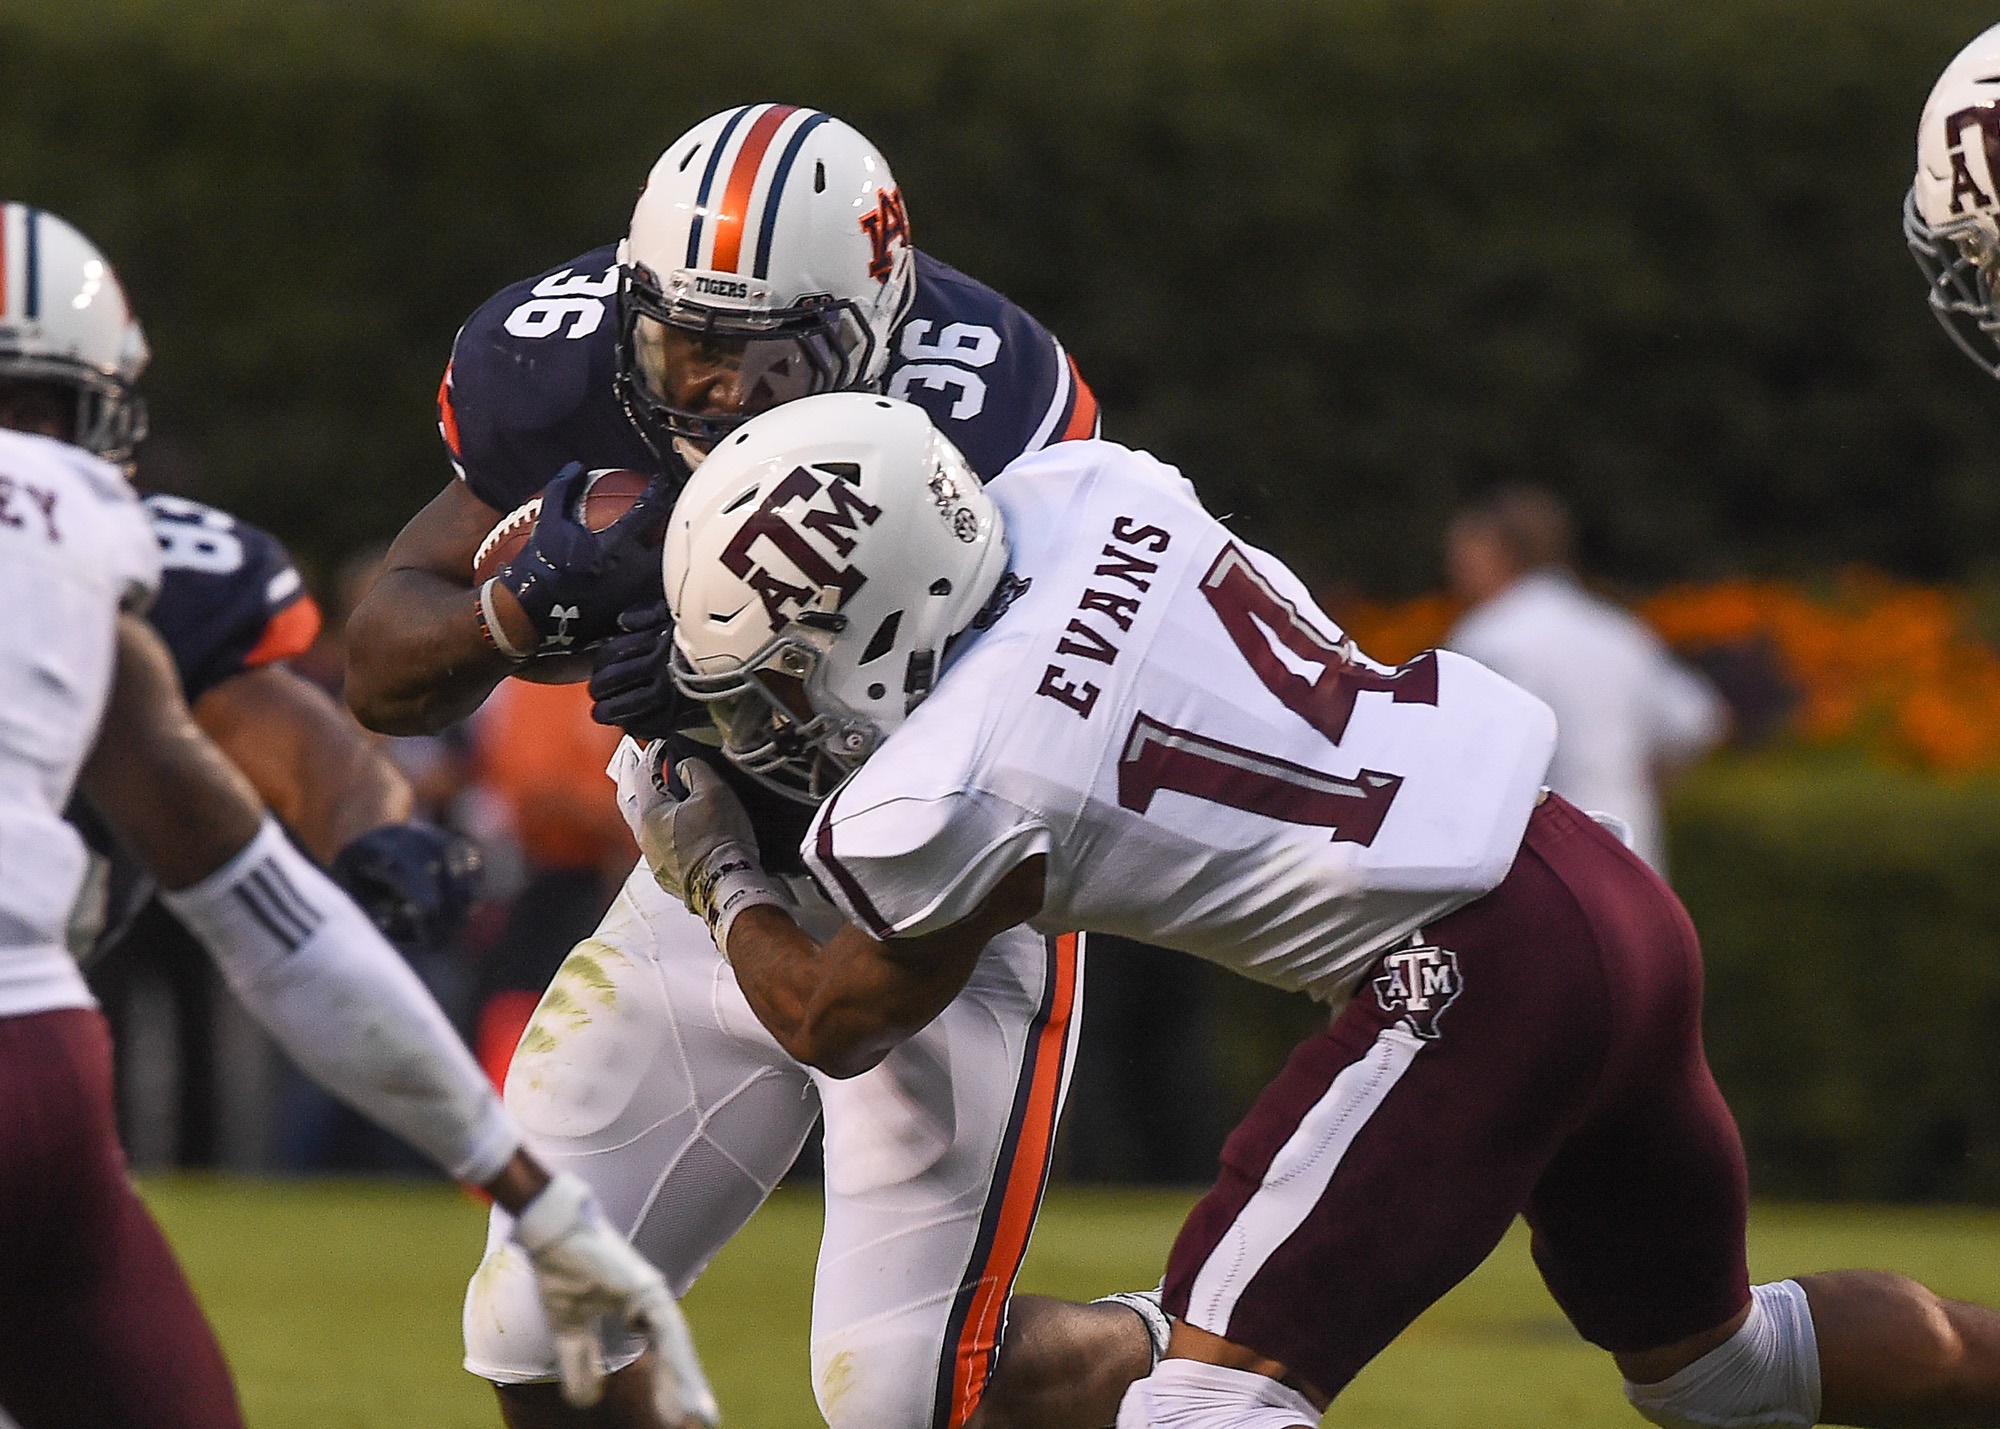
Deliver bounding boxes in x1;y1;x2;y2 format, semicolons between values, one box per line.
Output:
616;104;917;460
1908;24;2000;377
0;204;149;466
664;393;1008;804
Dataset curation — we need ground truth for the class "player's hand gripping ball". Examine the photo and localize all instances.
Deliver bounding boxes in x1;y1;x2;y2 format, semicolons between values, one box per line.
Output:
473;464;663;683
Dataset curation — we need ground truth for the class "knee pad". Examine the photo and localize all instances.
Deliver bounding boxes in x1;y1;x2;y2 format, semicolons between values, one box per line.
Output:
1116;1360;1319;1429
461;1237;646;1385
1624;1280;1821;1429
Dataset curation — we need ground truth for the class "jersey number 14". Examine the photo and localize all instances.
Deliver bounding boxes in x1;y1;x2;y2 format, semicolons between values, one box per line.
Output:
1116;545;1437;847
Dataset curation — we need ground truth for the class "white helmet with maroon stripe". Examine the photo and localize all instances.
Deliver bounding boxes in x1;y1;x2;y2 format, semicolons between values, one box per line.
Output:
616;105;917;464
1908;24;2000;377
0;205;149;466
665;393;1007;804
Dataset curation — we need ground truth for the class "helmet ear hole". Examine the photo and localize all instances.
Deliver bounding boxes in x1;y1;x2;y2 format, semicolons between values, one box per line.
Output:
859;610;902;665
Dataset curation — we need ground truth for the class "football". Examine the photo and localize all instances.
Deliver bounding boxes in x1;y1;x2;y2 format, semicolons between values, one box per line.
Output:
472;467;652;684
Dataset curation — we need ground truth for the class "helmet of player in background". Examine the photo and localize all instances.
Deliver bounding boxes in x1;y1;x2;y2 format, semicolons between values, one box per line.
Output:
615;105;917;469
1908;23;2000;378
0;204;149;466
663;393;1008;804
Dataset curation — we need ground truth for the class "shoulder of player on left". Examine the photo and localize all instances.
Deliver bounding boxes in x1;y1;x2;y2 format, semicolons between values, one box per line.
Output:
140;494;322;702
435;243;657;514
885;251;1099;481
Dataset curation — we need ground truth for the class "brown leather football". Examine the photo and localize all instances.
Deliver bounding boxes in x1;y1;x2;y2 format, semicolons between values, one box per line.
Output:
472;467;652;684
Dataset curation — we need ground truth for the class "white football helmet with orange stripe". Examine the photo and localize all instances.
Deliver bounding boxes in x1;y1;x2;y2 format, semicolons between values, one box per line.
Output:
0;204;149;466
1908;24;2000;377
616;105;917;463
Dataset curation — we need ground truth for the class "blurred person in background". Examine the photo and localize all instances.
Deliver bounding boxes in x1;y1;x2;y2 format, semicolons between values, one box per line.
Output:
1444;485;1726;874
0;206;711;1428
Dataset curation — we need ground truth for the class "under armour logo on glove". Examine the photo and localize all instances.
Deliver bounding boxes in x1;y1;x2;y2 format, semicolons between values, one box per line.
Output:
549;604;581;649
1372;940;1463;1040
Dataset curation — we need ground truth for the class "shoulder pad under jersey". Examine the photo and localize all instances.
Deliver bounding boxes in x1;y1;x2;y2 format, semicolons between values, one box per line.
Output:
883;251;1098;481
438;244;662;514
141;495;321;702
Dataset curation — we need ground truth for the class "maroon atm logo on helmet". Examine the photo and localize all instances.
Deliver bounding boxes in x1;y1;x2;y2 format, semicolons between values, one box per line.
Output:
1945;104;2000;215
721;463;883;631
1372;940;1463;1040
859;187;911;282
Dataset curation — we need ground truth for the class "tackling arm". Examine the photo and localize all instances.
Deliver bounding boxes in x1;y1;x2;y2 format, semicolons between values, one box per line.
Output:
726;858;1047;1079
634;754;1045;1077
343;479;537;735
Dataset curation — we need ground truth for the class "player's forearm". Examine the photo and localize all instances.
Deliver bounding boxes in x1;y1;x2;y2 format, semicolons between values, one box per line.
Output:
726;907;894;1077
194;665;415;864
727;908;970;1078
161;816;522;1183
344;566;526;734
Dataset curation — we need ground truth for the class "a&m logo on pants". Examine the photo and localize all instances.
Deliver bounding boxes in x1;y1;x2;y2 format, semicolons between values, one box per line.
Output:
1372;940;1463;1040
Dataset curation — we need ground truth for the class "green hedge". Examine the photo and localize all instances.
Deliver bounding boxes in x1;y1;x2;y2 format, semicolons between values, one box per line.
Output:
2;0;1999;589
1671;759;2000;1200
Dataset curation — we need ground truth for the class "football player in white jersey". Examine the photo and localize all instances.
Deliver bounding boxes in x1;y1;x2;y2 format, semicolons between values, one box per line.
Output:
0;210;711;1429
645;393;2000;1429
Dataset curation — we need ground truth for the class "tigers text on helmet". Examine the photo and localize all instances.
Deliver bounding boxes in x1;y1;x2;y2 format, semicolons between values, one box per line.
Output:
616;105;917;464
1908;24;2000;378
0;205;149;466
664;393;1008;805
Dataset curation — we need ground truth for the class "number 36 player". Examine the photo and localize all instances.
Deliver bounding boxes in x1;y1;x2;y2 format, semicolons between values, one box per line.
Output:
648;393;2000;1429
343;109;1158;1429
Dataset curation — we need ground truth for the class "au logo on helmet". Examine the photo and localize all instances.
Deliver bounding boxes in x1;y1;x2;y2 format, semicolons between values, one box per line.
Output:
720;463;884;630
859;188;911;283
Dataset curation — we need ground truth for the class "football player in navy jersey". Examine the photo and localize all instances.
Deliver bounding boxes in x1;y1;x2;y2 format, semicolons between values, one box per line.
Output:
0;205;714;1429
344;109;1155;1429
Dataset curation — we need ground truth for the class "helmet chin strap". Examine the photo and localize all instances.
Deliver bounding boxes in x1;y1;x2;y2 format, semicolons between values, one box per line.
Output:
673;436;710;471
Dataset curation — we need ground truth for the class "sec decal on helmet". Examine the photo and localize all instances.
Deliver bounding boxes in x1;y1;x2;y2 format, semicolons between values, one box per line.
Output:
0;204;150;467
1907;23;2000;378
616;105;918;464
664;393;1008;804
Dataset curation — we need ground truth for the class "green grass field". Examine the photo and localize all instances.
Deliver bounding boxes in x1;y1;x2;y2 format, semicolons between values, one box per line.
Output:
138;1177;2000;1428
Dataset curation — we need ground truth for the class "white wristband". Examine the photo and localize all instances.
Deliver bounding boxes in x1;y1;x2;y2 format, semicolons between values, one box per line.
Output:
478;578;534;663
686;842;789;957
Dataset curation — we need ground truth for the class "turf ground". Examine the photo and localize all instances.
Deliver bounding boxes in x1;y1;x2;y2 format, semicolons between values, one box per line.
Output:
139;1177;2000;1428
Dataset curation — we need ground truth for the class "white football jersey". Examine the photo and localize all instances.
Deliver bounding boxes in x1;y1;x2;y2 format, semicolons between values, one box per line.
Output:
802;440;1556;1004
0;428;160;1016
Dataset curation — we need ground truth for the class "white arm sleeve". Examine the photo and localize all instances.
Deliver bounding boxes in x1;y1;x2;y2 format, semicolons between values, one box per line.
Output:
160;817;519;1184
805;787;1049;940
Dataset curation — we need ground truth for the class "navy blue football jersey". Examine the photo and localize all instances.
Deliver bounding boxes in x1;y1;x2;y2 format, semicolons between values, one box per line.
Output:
141;494;322;703
438;246;1098;513
70;496;321;960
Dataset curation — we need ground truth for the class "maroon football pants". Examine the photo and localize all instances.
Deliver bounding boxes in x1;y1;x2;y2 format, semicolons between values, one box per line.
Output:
1161;795;1751;1399
0;1007;243;1429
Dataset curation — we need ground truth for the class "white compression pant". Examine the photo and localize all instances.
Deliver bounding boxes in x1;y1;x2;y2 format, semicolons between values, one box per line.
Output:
464;862;1084;1429
1116;1360;1320;1429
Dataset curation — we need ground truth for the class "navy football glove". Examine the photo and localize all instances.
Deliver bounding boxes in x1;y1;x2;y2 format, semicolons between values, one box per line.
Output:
497;463;671;656
587;600;699;739
330;821;484;958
